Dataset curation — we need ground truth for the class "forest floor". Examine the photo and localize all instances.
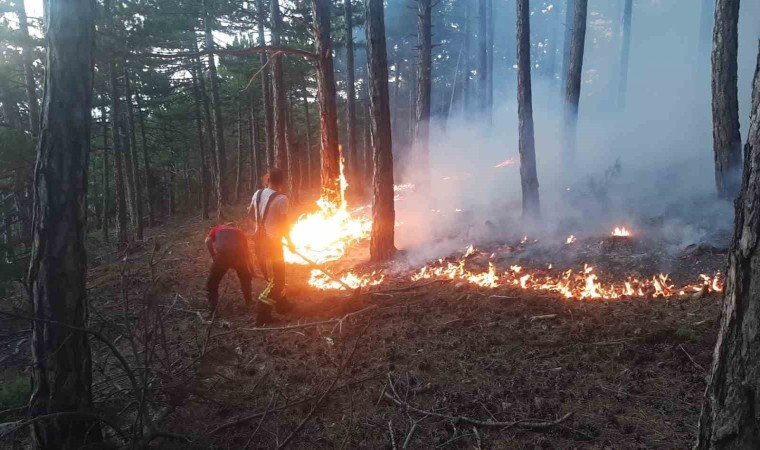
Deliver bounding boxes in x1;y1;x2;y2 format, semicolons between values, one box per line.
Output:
0;209;727;449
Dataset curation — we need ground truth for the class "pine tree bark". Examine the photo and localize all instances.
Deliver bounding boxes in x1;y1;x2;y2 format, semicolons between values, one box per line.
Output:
414;0;432;188
302;91;313;188
561;0;576;94
313;0;342;204
365;0;396;261
120;112;138;228
100;110;109;243
364;97;372;187
562;0;587;164
617;0;633;111
108;62;128;246
477;0;487;113
463;0;471;113
516;0;539;217
235;103;243;203
203;0;229;207
191;63;210;219
135;94;154;227
123;65;144;240
15;0;40;137
249;97;260;193
345;0;360;191
193;34;220;210
711;0;742;200
254;0;274;169
271;0;289;180
27;0;100;446
697;44;760;450
485;0;493;123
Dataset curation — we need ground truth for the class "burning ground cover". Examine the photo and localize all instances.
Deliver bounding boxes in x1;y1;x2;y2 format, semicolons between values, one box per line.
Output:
0;213;727;448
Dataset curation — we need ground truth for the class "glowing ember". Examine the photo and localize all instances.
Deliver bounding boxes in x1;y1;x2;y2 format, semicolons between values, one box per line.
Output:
494;158;516;168
612;227;631;237
285;160;371;265
410;246;723;300
308;269;384;290
566;235;576;245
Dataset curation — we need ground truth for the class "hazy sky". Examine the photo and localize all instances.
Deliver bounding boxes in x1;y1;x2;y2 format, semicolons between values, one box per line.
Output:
24;0;43;18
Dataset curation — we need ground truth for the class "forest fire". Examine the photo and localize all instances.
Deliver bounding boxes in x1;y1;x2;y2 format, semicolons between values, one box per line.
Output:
285;163;371;265
410;247;723;300
612;227;632;237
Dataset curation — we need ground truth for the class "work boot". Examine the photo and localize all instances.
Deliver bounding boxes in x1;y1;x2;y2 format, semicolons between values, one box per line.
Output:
255;302;274;326
275;296;293;315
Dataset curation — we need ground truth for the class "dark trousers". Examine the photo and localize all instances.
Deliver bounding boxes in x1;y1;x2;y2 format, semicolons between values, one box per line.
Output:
258;240;286;306
206;251;252;310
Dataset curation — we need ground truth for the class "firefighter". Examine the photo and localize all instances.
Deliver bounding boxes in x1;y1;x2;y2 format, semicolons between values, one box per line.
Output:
204;222;253;313
248;168;295;325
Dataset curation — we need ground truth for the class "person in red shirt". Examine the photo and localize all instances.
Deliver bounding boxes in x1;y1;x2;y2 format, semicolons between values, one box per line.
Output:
204;222;252;312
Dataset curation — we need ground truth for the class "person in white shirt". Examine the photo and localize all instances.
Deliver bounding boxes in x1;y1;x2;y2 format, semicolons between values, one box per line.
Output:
247;168;295;324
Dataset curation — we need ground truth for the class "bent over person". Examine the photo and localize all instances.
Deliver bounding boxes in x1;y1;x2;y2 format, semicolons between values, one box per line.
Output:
205;222;252;312
248;168;294;325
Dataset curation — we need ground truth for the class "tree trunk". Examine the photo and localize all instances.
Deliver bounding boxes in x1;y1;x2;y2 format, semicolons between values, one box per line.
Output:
711;0;742;200
109;62;129;246
203;0;229;207
100;112;109;243
345;0;360;192
193;34;220;211
313;0;342;204
249;97;260;193
617;0;633;111
364;97;372;189
414;0;432;188
169;167;176;215
235;103;243;203
15;0;40;137
28;0;100;446
365;0;396;261
697;45;760;450
463;0;471;113
256;0;275;169
562;0;587;164
516;0;539;217
302;91;313;188
561;0;576;95
271;0;289;181
135;93;154;227
485;0;494;123
120;113;138;229
191;62;210;219
477;0;487;113
123;65;144;240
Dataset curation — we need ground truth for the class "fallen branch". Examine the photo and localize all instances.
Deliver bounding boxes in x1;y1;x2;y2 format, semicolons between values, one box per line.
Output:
0;411;127;441
236;305;378;333
678;344;705;372
278;322;370;449
209;375;378;434
384;387;572;431
369;279;450;296
530;314;558;322
143;45;317;61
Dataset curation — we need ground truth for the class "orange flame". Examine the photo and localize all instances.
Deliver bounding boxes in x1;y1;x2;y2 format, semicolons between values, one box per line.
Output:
410;246;723;300
612;227;631;237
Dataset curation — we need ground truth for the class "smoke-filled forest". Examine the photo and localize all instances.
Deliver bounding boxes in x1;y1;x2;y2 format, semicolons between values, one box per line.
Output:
1;0;760;448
